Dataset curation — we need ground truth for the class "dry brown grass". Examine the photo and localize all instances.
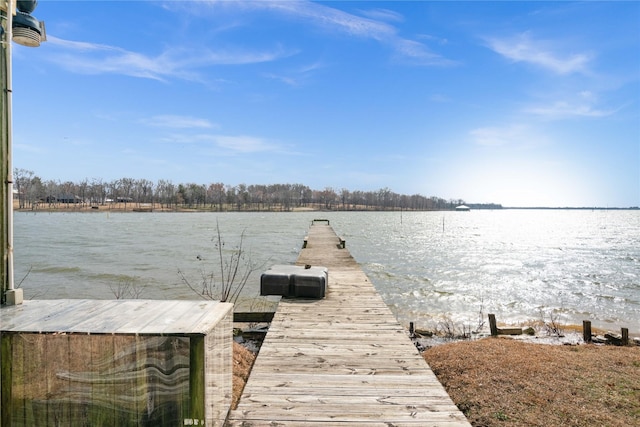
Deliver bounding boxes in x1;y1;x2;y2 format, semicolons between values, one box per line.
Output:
423;337;640;427
232;342;257;409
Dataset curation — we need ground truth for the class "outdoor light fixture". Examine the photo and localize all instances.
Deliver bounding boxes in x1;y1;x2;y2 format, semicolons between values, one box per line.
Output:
13;11;42;46
12;0;45;47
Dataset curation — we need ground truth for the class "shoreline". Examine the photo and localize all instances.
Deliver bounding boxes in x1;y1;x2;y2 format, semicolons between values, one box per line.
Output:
15;201;640;213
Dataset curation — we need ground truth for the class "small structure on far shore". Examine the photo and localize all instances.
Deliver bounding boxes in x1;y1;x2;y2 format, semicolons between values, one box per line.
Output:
455;205;471;211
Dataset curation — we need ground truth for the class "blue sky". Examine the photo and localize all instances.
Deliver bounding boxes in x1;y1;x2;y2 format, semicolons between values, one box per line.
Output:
9;1;640;207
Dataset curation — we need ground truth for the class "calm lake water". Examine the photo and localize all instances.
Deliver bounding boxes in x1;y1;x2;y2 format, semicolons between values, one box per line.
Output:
13;210;640;333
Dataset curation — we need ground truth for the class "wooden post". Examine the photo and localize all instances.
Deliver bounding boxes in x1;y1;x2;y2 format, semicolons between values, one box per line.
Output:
621;328;629;346
583;320;592;343
1;333;12;426
189;335;205;425
488;314;498;336
409;322;415;337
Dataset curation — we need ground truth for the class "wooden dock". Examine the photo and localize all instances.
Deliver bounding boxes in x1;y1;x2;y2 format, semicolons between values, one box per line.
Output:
226;222;470;426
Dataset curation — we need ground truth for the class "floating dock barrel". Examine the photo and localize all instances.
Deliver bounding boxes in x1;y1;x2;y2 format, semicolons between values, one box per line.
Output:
260;265;328;298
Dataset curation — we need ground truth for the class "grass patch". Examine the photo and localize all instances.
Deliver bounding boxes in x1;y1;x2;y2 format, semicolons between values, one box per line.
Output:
423;338;639;426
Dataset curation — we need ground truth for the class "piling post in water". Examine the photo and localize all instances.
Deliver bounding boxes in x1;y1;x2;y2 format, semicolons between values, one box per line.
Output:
488;314;498;336
583;320;592;343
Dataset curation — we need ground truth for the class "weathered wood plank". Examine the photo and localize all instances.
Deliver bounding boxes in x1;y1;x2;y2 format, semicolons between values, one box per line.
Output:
256;346;424;357
263;334;412;342
227;421;470;427
239;373;449;388
240;391;455;402
227;224;470;426
249;366;435;376
230;408;468;423
10;299;97;332
233;311;275;323
0;300;233;336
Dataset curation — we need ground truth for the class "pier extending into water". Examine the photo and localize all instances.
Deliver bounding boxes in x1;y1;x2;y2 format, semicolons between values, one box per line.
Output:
226;221;470;426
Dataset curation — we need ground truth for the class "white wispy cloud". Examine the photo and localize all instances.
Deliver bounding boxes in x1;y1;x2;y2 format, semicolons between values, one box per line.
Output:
469;124;529;147
45;35;291;82
525;91;619;119
429;93;452;103
158;132;278;153
485;32;592;74
264;61;324;87
141;115;217;129
526;101;617;118
14;143;46;154
359;8;404;24
46;1;454;83
193;0;454;66
209;135;278;153
46;36;171;81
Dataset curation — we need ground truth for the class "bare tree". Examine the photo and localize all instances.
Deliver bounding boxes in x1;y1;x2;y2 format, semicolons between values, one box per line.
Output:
178;221;265;304
208;182;226;211
109;277;147;299
156;179;175;209
89;178;106;205
13;168;34;209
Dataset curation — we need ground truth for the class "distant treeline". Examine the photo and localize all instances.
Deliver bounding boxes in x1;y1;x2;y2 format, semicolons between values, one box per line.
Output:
12;169;502;212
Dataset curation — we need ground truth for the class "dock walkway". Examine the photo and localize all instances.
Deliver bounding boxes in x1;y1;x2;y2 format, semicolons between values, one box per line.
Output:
226;222;470;426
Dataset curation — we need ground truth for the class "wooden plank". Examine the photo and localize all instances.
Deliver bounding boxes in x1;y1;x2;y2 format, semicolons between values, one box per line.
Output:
0;299;70;331
65;300;127;332
147;300;219;334
230;408;468;423
227;421;470;427
249;366;434;376
241;386;451;399
240;373;448;388
0;300;231;336
9;300;96;332
188;302;233;336
238;394;464;408
264;333;412;341
255;345;425;357
138;300;199;334
233;312;275;323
